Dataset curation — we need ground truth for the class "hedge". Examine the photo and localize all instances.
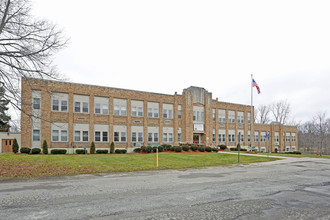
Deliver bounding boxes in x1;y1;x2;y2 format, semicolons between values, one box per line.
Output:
219;145;227;150
134;148;141;153
174;146;182;152
76;149;87;154
198;146;205;152
182;145;190;151
190;145;198;151
285;151;302;155
96;149;109;154
212;147;219;152
20;147;31;154
51;149;67;154
31;148;41;154
230;148;247;151
205;147;212;152
115;149;127;154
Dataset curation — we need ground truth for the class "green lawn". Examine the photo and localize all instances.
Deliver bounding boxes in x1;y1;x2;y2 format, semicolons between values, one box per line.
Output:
244;152;330;159
0;152;279;178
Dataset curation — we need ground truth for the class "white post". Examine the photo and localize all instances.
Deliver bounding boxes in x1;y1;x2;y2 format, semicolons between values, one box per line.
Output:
250;74;253;151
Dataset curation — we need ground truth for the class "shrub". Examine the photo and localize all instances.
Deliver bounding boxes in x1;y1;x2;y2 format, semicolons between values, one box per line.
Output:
174;146;182;152
90;142;95;154
158;146;163;152
219;145;227;150
170;146;175;151
285;151;302;155
110;142;115;154
205;146;212;152
134;148;141;153
146;146;152;153
190;145;198;151
198;146;205;152
115;149;127;154
42;140;48;154
274;148;278;153
212;147;219;152
12;138;19;153
96;149;109;154
182;145;190;151
152;146;158;152
51;149;67;154
20;147;31;154
31;148;41;154
76;149;87;154
163;145;172;151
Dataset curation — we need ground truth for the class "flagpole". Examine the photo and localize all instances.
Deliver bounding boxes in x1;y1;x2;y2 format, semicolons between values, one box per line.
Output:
250;74;253;151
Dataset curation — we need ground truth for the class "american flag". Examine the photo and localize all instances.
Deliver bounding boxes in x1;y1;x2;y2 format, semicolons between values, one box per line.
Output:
252;79;261;94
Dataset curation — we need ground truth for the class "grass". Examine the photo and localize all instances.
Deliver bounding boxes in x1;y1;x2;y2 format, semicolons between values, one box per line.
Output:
0;152;279;178
249;152;330;159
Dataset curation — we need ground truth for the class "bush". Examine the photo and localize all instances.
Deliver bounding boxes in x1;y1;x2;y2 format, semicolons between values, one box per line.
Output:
158;146;163;152
12;138;19;153
174;146;182;152
182;145;190;151
110;142;115;154
76;149;87;154
90;142;95;154
20;147;31;154
274;148;278;153
51;149;67;154
162;145;172;151
31;148;41;154
146;146;153;153
190;145;198;151
115;149;127;154
219;145;227;150
212;147;219;152
230;147;247;151
198;146;205;152
285;151;302;155
96;149;109;154
134;148;141;153
170;146;175;151
205;146;212;152
152;146;158;152
42;140;48;154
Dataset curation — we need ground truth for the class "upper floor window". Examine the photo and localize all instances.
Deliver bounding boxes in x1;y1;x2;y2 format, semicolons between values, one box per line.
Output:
33;98;41;110
147;102;159;118
218;109;226;122
237;112;244;124
73;94;89;113
163;103;174;119
193;106;204;122
95;96;109;115
212;109;216;122
52;92;69;112
228;110;235;123
178;105;182;120
113;98;127;116
131;100;144;117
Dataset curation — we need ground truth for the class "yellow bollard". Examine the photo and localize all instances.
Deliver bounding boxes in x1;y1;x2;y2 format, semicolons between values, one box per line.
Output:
156;148;159;168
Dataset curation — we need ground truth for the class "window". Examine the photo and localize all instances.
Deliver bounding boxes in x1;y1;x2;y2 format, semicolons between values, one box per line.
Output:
255;132;259;142
148;133;153;142
132;132;137;142
163;103;173;119
148;108;153;117
248;112;251;124
132;107;137;117
228;111;235;123
138;107;143;117
102;104;109;114
248;134;251;142
83;131;89;141
53;99;59;111
52;93;68;112
222;134;226;142
178;133;182;142
74;95;89;113
286;133;290;142
292;133;296;142
95;103;101;114
74;102;80;112
95;131;101;142
138;132;143;142
82;102;89;113
121;132;126;142
33;129;40;141
238;112;244;124
193;106;204;122
114;132;119;142
163;133;167;142
114;105;120;115
212;109;216;122
61;130;68;142
52;130;59;142
102;132;108;142
169;133;173;142
33;98;41;110
61;100;67;112
113;98;127;116
154;108;159;117
75;131;80;141
218;134;222;142
218;109;226;122
154;133;159;142
178;105;182;120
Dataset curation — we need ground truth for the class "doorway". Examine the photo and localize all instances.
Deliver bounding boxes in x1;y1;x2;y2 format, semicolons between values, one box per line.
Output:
1;139;13;153
193;135;200;144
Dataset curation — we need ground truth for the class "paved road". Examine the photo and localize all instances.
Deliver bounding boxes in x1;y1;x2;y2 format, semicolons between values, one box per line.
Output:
0;157;329;220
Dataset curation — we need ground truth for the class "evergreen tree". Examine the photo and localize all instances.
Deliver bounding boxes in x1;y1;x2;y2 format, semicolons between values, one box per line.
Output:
110;142;115;154
42;140;48;154
0;86;11;132
12;138;19;153
90;141;95;154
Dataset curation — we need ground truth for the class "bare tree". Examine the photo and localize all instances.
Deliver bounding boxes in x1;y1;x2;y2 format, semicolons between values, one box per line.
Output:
313;112;329;156
255;104;270;124
270;100;291;125
0;0;67;111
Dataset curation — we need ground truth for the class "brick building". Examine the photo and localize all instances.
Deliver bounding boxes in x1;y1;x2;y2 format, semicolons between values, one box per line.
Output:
21;78;298;153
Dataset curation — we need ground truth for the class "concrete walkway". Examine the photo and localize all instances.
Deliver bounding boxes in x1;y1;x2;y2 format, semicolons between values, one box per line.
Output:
218;151;291;159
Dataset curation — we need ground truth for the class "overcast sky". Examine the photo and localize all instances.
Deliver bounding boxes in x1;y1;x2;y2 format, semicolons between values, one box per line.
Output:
29;0;330;123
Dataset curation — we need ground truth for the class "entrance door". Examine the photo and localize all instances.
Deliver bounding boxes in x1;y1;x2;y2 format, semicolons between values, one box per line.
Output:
193;135;200;145
1;139;13;153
